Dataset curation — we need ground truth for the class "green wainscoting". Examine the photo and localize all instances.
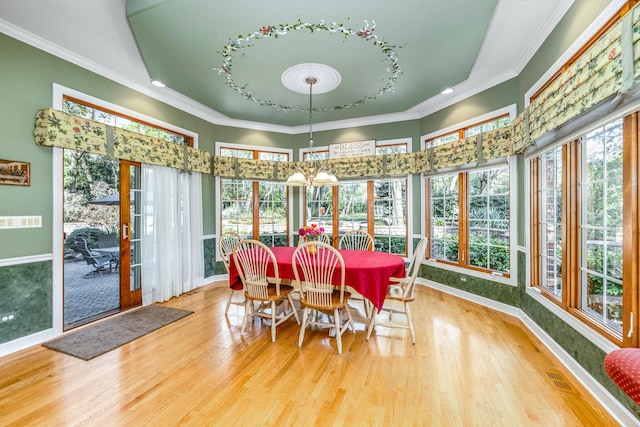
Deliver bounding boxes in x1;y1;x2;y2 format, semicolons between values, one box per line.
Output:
204;237;230;279
203;238;216;279
419;263;521;307
0;260;52;344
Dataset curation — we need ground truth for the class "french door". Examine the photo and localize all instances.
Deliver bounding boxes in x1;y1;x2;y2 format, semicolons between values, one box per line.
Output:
62;153;141;329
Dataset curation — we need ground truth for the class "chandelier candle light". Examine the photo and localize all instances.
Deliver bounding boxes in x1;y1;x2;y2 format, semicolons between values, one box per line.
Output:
285;77;339;187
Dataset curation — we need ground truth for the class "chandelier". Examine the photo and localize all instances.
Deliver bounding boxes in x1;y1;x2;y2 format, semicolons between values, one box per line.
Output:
285;77;339;187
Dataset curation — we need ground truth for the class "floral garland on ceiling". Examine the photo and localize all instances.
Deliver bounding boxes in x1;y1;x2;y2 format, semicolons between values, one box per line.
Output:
213;19;402;112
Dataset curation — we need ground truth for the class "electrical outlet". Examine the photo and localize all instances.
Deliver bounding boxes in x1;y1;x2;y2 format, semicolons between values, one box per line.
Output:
1;314;15;322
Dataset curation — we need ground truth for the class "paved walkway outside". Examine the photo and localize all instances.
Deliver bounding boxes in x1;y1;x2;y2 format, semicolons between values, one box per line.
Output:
64;258;119;329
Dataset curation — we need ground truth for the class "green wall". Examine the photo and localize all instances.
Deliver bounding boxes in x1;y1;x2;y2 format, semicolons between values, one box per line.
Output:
420;78;520;131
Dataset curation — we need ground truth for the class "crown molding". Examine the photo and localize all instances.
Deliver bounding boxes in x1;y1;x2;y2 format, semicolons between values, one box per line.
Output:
511;0;575;73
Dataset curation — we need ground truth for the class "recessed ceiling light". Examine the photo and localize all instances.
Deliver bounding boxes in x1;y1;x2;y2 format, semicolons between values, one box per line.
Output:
441;87;454;95
151;80;166;88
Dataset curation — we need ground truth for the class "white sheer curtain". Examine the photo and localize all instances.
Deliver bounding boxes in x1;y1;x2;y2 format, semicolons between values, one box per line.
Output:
141;164;204;304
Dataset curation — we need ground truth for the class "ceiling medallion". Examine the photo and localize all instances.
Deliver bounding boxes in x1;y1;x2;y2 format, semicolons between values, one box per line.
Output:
213;19;401;112
281;63;341;95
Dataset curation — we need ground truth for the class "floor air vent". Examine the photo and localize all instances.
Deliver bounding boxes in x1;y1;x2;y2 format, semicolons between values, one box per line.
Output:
545;369;579;395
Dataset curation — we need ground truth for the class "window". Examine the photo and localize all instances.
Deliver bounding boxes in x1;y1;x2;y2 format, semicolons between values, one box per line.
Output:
301;140;410;256
468;167;510;273
428;174;459;263
425;115;510;149
373;178;407;254
218;145;290;246
426;164;511;276
64;97;192;146
580;122;624;332
530;117;640;346
304;150;333;242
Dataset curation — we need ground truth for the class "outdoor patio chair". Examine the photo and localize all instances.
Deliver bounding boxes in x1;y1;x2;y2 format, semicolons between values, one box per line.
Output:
75;237;117;276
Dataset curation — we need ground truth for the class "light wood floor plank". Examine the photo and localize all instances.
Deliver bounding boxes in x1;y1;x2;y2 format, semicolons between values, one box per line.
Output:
0;283;621;426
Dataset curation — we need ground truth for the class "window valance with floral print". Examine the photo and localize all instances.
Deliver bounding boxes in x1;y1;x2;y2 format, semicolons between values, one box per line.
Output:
34;108;211;173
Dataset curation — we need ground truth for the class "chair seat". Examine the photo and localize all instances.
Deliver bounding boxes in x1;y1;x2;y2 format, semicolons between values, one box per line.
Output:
245;283;295;301
387;285;416;302
300;290;351;310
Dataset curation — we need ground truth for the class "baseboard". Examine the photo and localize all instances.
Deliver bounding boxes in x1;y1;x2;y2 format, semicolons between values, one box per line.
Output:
417;279;640;426
201;274;229;286
0;329;53;358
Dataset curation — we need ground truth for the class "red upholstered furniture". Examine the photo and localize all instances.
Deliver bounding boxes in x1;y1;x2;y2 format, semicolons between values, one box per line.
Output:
604;349;640;404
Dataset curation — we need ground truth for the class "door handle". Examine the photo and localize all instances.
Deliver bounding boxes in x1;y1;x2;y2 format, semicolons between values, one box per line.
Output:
122;223;129;241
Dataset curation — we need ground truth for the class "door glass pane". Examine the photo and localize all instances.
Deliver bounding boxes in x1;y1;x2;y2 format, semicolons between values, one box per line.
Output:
130;165;142;292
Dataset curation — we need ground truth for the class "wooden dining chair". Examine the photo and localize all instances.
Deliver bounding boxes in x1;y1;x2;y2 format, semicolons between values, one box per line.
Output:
219;231;243;314
366;237;428;344
338;229;374;251
293;241;354;355
233;239;299;342
338;229;375;317
298;233;331;246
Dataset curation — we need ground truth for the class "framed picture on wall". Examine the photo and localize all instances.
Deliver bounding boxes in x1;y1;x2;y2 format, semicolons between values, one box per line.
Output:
0;159;30;186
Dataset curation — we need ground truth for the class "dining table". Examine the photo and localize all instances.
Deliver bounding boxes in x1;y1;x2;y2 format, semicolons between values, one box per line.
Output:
228;246;407;312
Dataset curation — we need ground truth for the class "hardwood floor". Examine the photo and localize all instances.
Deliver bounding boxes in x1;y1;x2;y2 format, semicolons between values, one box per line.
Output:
0;283;620;426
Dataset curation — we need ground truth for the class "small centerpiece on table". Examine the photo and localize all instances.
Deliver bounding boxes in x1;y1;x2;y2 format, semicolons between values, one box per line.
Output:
299;224;324;255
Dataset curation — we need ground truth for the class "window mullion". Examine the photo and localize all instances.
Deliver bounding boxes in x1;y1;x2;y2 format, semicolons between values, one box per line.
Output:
564;141;579;310
459;172;468;267
252;181;260;241
530;158;541;287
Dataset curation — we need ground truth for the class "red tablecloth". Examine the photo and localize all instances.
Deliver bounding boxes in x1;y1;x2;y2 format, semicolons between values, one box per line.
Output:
228;246;406;311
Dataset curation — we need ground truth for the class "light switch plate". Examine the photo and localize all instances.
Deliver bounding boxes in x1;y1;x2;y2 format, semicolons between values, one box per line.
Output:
0;216;42;229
